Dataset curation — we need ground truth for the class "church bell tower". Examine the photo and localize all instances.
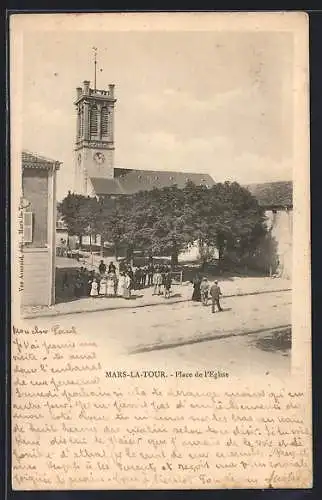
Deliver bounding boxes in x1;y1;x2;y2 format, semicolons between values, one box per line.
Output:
74;78;116;195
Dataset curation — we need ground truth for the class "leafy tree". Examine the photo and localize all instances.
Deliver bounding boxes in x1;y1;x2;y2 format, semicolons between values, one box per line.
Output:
122;186;188;265
59;181;266;268
58;192;98;244
95;196;130;259
182;181;266;264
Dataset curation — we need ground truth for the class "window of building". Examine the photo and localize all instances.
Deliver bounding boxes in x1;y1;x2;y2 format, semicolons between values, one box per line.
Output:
90;105;98;135
101;106;109;136
23;211;33;243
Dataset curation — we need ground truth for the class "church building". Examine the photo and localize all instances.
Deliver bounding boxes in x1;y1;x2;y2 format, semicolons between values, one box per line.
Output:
72;78;292;279
73;80;214;197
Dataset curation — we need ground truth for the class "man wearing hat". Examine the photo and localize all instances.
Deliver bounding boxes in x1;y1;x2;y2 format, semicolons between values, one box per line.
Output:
209;280;223;313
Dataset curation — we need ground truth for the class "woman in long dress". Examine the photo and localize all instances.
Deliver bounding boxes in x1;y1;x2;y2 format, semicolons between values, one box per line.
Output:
106;272;115;297
123;272;132;299
117;272;126;297
191;274;202;301
153;267;163;295
99;275;107;296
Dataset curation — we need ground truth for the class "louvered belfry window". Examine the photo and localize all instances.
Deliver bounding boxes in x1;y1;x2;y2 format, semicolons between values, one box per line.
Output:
77;106;84;139
101;106;109;136
90;105;98;135
77;109;81;138
23;211;33;243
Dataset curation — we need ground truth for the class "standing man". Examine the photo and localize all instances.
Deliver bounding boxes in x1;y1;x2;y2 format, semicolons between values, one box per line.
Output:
141;266;147;288
99;259;106;276
164;267;172;299
108;261;116;274
134;266;142;290
210;280;223;313
147;262;154;287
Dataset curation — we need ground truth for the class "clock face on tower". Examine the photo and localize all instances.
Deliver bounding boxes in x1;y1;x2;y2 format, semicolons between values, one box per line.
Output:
93;152;105;165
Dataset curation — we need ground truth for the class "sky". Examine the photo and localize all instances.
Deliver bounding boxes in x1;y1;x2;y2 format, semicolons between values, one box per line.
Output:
21;29;294;200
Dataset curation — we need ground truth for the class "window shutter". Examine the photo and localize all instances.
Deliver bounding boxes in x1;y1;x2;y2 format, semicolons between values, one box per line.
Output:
23;211;33;243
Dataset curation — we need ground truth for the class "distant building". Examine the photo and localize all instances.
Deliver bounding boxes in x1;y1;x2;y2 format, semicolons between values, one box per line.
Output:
73;80;214;198
21;151;61;306
246;181;293;279
56;209;69;248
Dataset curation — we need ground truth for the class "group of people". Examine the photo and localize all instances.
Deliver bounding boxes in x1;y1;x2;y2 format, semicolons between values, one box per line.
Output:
191;274;223;313
89;260;131;299
88;260;173;300
70;260;222;310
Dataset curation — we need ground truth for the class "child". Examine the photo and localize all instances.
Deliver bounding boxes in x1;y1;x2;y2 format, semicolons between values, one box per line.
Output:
200;277;210;306
90;278;98;298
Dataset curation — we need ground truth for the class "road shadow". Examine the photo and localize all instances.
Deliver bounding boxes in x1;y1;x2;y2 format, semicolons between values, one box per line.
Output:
129;324;291;355
199;305;232;313
127;294;144;300
182;263;268;284
250;326;292;354
251;326;292;353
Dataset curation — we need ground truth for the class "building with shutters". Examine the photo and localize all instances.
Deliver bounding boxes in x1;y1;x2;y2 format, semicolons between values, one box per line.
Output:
21;151;61;306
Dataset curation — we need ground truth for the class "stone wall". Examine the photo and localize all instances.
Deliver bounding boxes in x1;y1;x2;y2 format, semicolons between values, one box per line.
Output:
268;208;292;279
22;248;51;306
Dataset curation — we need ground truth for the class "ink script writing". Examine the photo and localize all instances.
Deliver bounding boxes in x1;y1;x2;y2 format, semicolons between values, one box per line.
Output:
12;324;312;489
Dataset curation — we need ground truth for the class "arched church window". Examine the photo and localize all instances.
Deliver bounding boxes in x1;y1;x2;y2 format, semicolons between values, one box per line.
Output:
90;105;98;135
101;106;109;136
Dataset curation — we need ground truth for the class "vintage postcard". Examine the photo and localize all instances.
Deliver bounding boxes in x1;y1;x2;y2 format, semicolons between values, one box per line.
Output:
10;12;311;490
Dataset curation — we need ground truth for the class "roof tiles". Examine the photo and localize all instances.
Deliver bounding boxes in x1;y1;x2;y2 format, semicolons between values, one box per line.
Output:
246;181;293;208
91;168;214;195
22;150;61;170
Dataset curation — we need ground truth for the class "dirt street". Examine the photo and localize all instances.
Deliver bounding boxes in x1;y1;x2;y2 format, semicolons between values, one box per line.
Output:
23;290;291;378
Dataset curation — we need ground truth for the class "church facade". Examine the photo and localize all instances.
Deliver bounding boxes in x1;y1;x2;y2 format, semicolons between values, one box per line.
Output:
73;80;214;197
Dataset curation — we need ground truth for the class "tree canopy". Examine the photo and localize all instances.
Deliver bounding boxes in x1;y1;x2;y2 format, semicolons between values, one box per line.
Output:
59;182;266;265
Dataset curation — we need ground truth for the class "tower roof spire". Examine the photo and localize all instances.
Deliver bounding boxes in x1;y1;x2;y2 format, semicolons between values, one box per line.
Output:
92;46;98;91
